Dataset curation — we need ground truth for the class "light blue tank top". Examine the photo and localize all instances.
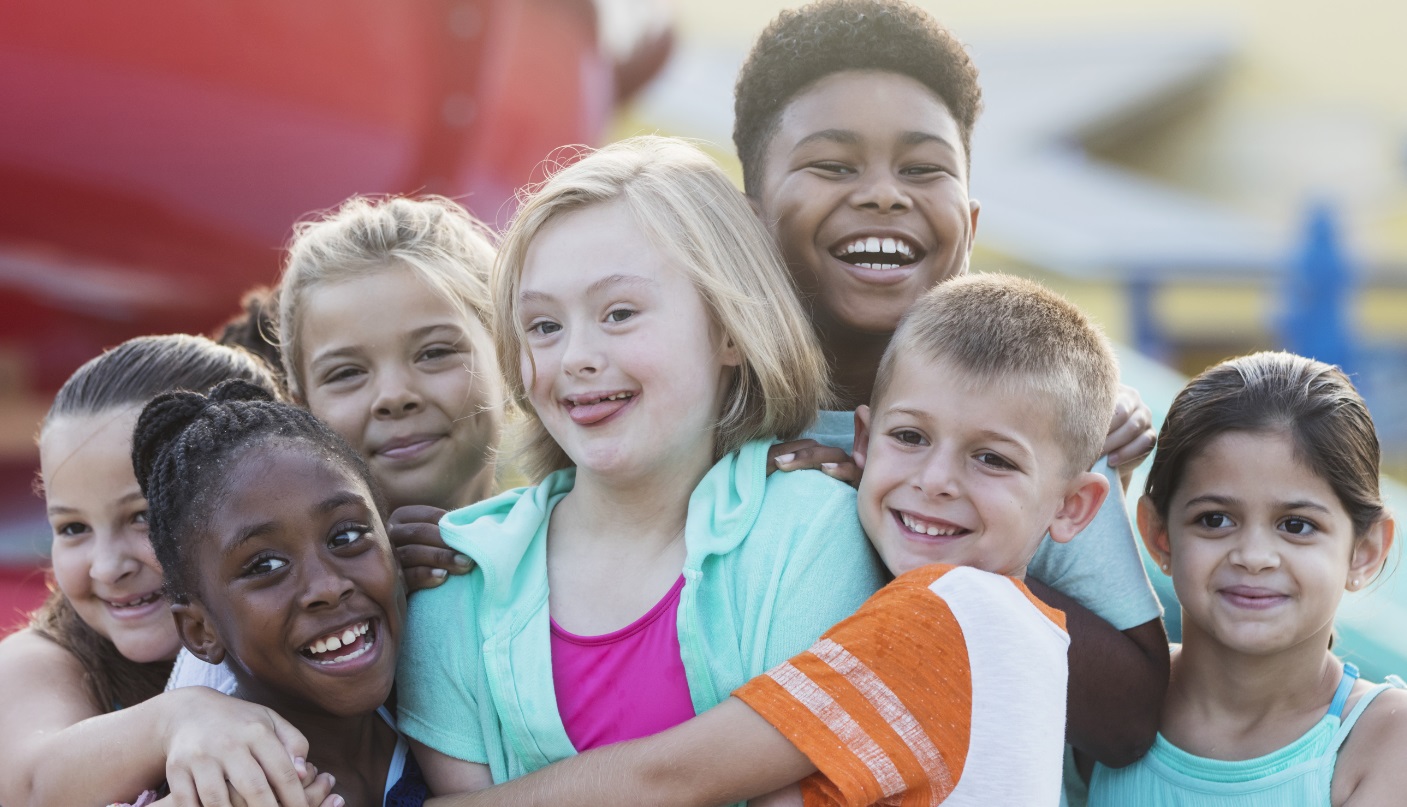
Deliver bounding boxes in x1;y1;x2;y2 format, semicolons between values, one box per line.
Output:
1089;663;1400;806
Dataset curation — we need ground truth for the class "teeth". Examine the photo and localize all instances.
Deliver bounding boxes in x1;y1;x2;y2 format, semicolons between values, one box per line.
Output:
881;238;897;254
304;620;370;655
866;237;880;252
341;629;356;645
839;237;919;262
900;512;963;537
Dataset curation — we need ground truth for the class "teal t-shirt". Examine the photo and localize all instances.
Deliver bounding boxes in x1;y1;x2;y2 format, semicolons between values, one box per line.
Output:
805;409;1162;632
396;439;888;784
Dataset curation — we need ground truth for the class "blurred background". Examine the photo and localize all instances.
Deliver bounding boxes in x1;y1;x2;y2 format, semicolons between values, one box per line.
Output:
3;0;1404;669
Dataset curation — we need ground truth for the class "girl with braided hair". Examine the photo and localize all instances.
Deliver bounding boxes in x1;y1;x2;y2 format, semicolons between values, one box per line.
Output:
133;379;427;807
0;335;336;807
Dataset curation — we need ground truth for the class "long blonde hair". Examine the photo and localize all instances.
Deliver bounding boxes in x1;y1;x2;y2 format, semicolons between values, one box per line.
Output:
277;195;497;402
494;136;831;480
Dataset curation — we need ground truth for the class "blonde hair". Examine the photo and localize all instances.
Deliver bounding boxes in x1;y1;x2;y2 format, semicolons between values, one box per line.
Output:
277;195;497;401
494;136;830;479
877;273;1118;475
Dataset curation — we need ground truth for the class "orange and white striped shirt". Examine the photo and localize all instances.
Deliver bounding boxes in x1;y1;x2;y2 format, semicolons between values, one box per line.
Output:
734;564;1070;807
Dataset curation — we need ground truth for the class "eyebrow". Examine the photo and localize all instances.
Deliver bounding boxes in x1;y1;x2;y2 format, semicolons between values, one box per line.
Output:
47;490;146;517
1182;494;1334;515
519;273;656;304
792;129;957;152
221;490;371;560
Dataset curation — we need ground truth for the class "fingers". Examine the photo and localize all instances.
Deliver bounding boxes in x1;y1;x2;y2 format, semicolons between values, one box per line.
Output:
1103;411;1155;471
221;753;282;807
773;444;862;489
189;758;237;807
387;504;450;530
766;439;822;477
819;461;862;487
304;770;342;807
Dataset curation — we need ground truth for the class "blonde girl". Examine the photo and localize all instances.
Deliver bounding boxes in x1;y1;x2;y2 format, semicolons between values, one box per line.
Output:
0;335;334;807
277;195;504;516
395;136;887;794
1090;351;1407;805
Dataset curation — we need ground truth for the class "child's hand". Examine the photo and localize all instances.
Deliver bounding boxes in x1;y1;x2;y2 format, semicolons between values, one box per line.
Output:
388;505;473;592
768;439;861;488
1103;384;1156;484
159;687;311;807
226;761;340;807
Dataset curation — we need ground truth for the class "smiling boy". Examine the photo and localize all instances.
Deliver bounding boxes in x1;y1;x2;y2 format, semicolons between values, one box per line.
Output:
735;0;1168;775
425;273;1120;807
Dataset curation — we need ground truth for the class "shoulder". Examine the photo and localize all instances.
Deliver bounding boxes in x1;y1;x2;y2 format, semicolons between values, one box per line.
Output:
1337;684;1407;789
0;627;85;683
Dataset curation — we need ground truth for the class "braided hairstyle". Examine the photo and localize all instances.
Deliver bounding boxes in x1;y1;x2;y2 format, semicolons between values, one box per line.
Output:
131;379;383;604
33;334;280;713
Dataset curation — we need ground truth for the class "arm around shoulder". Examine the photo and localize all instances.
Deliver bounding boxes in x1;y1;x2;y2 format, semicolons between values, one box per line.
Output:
1336;686;1407;806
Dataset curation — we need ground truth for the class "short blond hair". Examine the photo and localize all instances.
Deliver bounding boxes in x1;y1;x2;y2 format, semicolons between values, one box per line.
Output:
494;136;831;479
876;274;1118;475
277;195;497;401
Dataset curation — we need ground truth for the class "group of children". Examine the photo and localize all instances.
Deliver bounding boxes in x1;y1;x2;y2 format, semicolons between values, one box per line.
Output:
0;1;1402;806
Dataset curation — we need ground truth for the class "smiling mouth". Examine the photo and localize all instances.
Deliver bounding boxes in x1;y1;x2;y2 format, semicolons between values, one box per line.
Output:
895;510;970;538
376;435;443;461
565;391;636;426
103;591;163;610
831;236;925;270
299;619;376;665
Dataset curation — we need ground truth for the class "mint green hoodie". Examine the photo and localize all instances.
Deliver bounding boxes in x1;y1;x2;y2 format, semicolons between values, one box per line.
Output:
397;439;887;783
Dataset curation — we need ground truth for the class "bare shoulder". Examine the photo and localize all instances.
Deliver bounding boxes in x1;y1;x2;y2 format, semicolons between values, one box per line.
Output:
0;627;97;726
1333;684;1407;805
0;627;84;679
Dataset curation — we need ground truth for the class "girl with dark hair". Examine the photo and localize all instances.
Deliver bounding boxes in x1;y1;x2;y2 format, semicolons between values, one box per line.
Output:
132;380;426;807
1090;351;1407;805
0;335;333;807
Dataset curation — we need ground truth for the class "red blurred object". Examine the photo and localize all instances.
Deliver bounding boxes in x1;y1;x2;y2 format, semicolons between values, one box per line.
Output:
0;566;49;636
0;0;670;389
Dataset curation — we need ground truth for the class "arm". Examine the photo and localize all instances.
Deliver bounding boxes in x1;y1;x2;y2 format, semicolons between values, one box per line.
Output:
0;630;310;807
1335;688;1407;805
1023;582;1168;766
423;698;813;807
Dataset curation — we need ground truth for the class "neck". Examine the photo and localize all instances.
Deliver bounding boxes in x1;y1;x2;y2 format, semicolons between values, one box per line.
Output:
561;452;708;551
1168;619;1341;732
817;320;893;411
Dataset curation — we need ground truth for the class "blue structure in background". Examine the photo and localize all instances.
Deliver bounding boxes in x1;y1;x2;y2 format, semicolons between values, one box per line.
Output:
1279;203;1357;373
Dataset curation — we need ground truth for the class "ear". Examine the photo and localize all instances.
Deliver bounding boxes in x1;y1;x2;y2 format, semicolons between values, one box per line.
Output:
967;199;981;249
1047;471;1108;544
852;405;872;472
1348;517;1395;591
171;601;226;665
718;334;742;368
1136;495;1173;576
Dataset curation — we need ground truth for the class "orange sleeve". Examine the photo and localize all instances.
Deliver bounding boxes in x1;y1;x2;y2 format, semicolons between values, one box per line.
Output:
734;565;976;807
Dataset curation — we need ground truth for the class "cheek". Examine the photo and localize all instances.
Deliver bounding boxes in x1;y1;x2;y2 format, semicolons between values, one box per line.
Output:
49;542;92;597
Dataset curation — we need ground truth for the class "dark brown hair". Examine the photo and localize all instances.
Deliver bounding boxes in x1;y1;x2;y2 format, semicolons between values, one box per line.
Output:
733;0;983;197
1144;351;1385;538
33;335;279;712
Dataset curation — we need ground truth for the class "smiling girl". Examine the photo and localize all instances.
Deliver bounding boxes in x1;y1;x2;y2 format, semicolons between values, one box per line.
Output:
0;335;331;807
277;195;504;519
132;380;427;807
1089;352;1407;805
395;136;887;795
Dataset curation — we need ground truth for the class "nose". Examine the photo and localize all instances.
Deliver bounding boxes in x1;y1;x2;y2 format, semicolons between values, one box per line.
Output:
1229;526;1281;573
298;555;356;610
89;526;147;586
560;325;605;378
851;169;911;213
372;365;423;418
913;447;961;499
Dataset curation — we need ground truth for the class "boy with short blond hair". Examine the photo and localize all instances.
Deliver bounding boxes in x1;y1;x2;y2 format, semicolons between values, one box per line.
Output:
432;273;1121;807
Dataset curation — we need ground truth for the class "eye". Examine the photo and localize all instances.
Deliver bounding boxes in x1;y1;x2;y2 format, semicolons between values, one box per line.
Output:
329;525;370;549
527;319;561;336
324;365;365;384
244;555;288;576
605;307;636;323
1195;512;1234;530
54;521;91;538
975;451;1016;471
889;428;927;447
132;511;149;527
1280;517;1317;536
808;160;854;176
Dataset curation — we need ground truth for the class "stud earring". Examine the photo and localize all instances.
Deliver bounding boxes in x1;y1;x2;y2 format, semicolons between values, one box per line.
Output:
1351;577;1362;590
1160;561;1171;574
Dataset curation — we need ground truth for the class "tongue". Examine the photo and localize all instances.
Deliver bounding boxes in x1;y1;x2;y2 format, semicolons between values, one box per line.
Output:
569;397;631;425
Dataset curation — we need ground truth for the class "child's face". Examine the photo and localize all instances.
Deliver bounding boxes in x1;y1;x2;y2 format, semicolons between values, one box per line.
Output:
752;70;980;338
853;355;1083;578
299;266;503;511
182;440;404;718
40;409;180;663
517;200;741;482
1143;430;1389;657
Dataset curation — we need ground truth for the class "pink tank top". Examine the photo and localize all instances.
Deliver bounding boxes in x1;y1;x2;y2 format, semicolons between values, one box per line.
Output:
549;575;696;751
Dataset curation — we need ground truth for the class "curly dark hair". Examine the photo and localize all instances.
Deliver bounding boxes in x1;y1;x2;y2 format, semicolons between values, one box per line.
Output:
733;0;983;197
131;379;383;604
215;284;286;393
